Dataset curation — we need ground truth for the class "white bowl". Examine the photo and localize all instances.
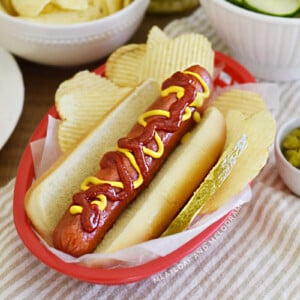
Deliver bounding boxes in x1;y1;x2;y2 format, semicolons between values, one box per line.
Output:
200;0;300;81
274;117;300;196
0;0;149;66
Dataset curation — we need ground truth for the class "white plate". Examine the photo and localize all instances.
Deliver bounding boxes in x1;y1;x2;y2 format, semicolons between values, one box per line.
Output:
0;47;24;150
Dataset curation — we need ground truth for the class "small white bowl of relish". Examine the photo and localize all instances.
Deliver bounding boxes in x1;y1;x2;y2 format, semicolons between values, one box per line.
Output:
275;116;300;196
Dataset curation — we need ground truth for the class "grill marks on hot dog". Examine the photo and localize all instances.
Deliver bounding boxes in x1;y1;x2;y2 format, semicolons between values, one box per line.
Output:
53;65;213;257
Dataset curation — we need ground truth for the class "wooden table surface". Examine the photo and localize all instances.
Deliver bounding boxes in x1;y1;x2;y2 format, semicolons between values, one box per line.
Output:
0;10;196;187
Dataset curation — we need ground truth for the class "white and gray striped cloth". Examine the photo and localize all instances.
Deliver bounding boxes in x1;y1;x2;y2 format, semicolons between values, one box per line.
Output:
1;8;300;300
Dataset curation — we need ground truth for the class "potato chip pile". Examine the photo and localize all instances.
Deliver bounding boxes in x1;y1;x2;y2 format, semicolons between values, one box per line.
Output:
55;26;215;151
0;0;133;24
105;26;214;87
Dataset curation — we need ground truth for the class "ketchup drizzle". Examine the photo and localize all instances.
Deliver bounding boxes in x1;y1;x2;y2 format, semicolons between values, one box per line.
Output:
72;66;211;233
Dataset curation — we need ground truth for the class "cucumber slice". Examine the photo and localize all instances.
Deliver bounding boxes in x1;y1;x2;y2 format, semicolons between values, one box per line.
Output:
243;0;300;17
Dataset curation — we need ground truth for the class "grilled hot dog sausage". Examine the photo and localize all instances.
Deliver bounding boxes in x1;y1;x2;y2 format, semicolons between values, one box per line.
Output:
53;65;213;257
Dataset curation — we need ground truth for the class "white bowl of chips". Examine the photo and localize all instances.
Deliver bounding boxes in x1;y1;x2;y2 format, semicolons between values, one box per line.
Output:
200;0;300;81
0;0;149;66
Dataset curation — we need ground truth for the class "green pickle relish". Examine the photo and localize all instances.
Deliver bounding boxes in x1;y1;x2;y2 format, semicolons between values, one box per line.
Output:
281;127;300;169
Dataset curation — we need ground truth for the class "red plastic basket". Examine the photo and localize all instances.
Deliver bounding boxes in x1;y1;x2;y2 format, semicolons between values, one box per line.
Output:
13;52;255;285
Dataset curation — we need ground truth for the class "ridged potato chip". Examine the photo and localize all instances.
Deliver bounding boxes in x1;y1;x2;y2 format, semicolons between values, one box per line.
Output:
146;25;170;47
1;0;17;15
139;33;214;84
105;44;146;87
55;71;131;152
212;89;267;118
19;4;102;24
105;0;122;14
12;0;50;17
52;0;88;11
123;0;133;7
96;0;108;16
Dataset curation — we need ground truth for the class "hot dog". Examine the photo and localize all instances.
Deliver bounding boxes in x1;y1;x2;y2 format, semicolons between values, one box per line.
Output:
25;65;226;257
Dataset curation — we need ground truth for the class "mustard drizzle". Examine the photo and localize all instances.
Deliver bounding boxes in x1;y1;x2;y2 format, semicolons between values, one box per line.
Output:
70;70;210;215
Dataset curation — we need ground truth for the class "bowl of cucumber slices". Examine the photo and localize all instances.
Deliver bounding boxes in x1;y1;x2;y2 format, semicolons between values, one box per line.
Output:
200;0;300;81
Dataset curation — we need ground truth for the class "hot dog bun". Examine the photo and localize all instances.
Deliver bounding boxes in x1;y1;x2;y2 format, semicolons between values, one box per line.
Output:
96;106;225;253
25;78;226;251
25;79;161;245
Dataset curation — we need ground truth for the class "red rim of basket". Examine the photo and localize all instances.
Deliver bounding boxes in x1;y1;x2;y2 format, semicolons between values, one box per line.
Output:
13;51;256;285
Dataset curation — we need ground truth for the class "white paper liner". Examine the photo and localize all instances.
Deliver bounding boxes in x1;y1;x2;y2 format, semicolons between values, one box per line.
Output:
32;185;250;269
31;116;62;178
29;82;279;269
